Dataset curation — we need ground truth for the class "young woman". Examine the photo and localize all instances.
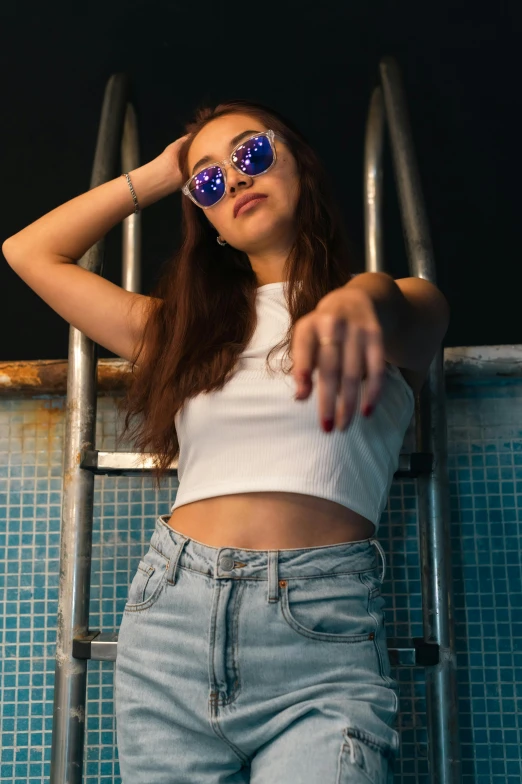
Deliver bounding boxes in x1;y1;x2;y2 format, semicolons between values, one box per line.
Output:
3;99;449;783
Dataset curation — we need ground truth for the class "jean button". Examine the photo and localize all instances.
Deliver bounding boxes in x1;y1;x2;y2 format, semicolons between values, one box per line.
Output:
220;555;234;571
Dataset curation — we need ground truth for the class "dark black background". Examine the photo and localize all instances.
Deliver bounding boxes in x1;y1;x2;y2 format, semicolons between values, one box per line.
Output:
1;1;518;361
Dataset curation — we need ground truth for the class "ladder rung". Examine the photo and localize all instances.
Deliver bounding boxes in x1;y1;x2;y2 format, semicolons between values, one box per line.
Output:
80;449;178;475
387;637;440;666
396;452;433;477
80;449;432;478
73;631;118;661
73;631;439;666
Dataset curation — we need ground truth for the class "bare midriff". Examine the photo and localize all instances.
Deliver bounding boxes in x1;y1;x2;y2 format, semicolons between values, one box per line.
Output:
166;492;375;550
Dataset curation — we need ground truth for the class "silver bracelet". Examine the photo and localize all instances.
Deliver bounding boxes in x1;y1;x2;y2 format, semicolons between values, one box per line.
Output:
121;172;140;214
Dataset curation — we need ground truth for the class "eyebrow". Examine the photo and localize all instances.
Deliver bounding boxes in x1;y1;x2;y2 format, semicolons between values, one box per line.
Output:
191;129;261;175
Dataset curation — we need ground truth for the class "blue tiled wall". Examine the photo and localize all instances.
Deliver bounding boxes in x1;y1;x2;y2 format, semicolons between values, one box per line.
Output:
1;379;521;783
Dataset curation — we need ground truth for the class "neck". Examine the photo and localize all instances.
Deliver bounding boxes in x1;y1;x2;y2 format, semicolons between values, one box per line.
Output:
247;235;295;288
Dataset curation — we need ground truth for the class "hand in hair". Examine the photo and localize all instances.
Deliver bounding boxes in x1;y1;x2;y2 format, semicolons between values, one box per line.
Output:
158;134;190;191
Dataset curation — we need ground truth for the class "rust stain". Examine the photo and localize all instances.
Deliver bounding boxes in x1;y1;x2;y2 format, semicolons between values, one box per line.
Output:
16;398;65;455
63;452;82;488
63;466;75;489
0;359;133;398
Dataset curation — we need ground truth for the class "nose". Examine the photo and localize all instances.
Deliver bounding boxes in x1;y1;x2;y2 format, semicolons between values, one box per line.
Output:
224;163;252;194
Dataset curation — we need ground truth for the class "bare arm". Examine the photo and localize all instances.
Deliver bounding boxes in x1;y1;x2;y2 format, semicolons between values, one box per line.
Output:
2;140;185;362
344;272;450;394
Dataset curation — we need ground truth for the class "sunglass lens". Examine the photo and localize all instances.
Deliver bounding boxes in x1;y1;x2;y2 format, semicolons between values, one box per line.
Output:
189;165;225;207
232;134;274;176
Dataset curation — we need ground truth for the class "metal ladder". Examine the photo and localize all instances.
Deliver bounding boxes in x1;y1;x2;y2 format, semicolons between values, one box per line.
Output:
50;60;462;783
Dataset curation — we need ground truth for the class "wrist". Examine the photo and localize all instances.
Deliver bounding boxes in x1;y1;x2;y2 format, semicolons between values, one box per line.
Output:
126;157;179;210
343;271;402;334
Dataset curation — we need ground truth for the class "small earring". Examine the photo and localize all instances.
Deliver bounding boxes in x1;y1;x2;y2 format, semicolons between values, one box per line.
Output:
216;235;227;246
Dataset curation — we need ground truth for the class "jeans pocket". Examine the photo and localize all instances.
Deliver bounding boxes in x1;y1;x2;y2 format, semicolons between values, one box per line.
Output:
279;569;380;643
339;726;398;784
125;545;169;613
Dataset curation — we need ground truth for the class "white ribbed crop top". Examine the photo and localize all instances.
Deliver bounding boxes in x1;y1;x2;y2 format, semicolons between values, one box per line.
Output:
171;280;415;532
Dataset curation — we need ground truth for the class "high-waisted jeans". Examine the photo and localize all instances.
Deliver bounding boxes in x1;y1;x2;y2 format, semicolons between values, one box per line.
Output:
115;514;400;783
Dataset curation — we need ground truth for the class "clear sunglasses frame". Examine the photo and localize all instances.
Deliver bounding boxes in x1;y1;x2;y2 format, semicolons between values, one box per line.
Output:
182;129;286;209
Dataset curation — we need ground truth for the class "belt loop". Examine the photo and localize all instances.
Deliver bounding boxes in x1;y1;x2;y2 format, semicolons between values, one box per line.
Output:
370;539;386;584
267;551;279;603
166;536;189;586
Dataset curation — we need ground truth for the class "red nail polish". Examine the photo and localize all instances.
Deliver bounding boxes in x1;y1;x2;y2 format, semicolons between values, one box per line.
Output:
363;404;373;417
322;418;334;432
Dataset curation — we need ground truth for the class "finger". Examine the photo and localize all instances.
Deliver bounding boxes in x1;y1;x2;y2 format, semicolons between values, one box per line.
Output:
316;317;346;429
360;329;386;414
292;316;317;399
336;327;365;430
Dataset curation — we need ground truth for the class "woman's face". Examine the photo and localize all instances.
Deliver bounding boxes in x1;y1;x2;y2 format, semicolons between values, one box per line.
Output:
186;113;300;255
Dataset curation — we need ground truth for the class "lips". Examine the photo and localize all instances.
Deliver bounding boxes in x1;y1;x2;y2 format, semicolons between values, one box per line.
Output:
233;193;268;218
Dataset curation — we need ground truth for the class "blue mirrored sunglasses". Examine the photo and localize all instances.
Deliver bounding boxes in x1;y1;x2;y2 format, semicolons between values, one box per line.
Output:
182;129;285;209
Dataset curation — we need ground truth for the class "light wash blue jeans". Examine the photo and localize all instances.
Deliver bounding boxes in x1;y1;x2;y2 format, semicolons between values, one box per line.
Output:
115;514;400;783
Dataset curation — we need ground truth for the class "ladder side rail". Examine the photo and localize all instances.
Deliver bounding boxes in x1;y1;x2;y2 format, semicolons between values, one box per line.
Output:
121;102;142;293
50;73;133;784
363;85;385;273
379;56;462;784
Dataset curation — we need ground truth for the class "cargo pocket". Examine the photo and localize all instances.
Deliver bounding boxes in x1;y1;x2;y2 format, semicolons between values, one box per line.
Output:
125;546;169;613
338;726;398;784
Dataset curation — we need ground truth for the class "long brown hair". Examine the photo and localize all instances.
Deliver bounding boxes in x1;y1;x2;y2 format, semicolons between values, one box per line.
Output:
116;99;357;487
